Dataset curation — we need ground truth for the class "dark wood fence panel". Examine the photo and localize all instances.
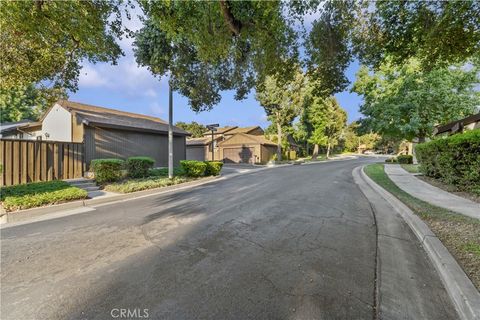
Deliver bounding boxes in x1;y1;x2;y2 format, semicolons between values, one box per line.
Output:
0;139;84;186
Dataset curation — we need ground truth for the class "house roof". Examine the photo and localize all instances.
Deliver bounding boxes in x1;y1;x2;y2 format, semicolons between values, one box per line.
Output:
186;135;223;146
218;133;277;147
226;126;262;135
186;137;209;146
0;120;33;133
56;100;190;136
202;126;238;136
434;112;480;135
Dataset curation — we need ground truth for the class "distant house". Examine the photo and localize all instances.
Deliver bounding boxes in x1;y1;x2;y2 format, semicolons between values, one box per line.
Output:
433;112;480;136
0;120;41;140
2;100;189;168
186;126;277;164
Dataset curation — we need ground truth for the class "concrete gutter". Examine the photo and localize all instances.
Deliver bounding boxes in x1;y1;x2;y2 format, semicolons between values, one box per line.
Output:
355;165;480;320
0;163;293;226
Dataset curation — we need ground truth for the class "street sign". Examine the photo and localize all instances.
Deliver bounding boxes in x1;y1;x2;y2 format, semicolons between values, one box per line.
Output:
206;124;219;130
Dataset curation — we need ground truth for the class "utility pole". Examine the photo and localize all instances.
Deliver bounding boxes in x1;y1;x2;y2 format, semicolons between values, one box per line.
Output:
168;80;173;179
206;124;219;162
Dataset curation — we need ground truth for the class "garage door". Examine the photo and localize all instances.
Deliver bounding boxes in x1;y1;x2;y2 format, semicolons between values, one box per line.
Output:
186;146;205;161
223;147;254;164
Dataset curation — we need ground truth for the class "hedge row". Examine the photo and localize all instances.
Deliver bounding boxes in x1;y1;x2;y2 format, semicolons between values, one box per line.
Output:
415;129;480;193
91;158;223;183
180;160;223;177
91;156;156;183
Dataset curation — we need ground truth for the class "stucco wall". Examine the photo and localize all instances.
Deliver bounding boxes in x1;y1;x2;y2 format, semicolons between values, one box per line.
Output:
42;104;72;141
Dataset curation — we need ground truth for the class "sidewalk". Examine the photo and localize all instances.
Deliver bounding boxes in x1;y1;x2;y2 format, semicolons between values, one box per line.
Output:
384;164;480;220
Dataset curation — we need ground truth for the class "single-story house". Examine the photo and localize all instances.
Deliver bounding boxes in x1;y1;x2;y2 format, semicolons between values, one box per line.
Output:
2;100;189;168
433;112;480;136
186;126;277;164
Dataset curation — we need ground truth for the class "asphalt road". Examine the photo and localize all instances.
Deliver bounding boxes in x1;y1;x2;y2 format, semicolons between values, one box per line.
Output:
1;157;457;319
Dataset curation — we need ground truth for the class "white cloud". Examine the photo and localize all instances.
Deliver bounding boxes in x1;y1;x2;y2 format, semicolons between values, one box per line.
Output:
77;6;167;98
79;65;108;87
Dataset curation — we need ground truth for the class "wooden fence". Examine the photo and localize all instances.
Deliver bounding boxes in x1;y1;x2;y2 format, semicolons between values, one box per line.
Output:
0;139;84;186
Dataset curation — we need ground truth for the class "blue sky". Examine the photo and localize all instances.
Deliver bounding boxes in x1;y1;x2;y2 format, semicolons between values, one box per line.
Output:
70;10;364;128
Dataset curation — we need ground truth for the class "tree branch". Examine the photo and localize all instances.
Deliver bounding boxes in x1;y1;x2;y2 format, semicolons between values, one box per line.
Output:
219;0;242;36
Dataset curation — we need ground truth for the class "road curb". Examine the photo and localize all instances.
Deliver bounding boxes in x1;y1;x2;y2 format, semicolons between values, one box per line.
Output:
1;163;294;226
354;165;480;320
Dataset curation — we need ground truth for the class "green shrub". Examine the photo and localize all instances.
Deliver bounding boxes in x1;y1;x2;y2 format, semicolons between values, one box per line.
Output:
180;160;207;177
91;158;125;183
149;167;185;177
126;156;155;178
397;155;413;164
1;181;87;211
204;161;223;176
416;129;480;192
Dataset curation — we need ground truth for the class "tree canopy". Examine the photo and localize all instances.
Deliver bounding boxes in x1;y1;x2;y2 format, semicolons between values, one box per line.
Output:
353;58;480;141
0;84;49;122
175;121;207;138
0;0;131;94
134;0;305;111
350;0;480;69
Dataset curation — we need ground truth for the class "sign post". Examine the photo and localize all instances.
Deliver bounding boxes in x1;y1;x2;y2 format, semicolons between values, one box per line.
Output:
206;124;220;161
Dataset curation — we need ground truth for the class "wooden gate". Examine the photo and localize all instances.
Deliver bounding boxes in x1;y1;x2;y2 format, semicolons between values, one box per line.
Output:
0;139;85;186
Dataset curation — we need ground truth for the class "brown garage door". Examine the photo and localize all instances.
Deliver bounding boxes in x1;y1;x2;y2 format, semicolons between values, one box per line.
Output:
223;147;254;164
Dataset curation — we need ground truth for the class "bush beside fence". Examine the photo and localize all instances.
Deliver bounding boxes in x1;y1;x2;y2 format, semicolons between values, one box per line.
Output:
416;129;480;193
91;159;125;183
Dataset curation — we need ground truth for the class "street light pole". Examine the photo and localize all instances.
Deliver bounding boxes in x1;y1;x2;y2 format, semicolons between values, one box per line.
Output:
168;80;173;179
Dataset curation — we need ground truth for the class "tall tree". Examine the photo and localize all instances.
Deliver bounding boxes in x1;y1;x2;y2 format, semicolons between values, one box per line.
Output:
256;71;306;161
175;121;207;138
307;97;347;158
353;58;480;142
0;1;130;96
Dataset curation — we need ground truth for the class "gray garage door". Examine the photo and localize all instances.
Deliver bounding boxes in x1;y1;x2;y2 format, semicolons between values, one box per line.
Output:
186;146;205;161
223;147;254;164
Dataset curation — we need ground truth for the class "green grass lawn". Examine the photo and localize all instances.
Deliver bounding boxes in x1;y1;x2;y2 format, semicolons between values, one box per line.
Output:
365;163;480;289
400;164;420;174
1;181;88;212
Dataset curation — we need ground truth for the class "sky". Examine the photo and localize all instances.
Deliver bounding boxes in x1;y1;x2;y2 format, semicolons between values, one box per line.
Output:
70;8;364;129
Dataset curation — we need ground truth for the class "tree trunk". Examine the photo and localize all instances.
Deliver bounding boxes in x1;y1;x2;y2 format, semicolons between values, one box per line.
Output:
219;1;241;36
276;121;282;161
312;144;319;160
326;142;331;159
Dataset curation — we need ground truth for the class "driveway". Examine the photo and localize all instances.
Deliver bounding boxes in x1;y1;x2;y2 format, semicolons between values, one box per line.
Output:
1;158;457;319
